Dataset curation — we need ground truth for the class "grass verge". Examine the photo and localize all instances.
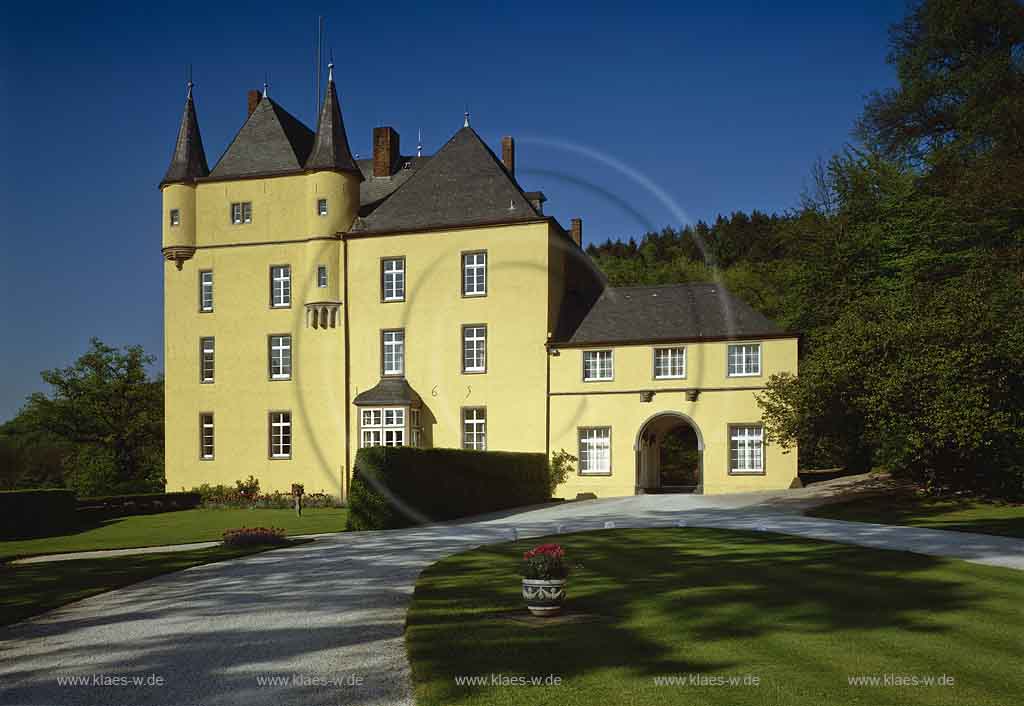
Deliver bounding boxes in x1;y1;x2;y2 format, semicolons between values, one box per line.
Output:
0;507;347;561
0;540;306;627
807;493;1024;538
406;528;1020;706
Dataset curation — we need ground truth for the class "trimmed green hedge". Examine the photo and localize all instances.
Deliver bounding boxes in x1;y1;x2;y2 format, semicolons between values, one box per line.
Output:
347;447;550;530
77;492;202;520
0;489;77;538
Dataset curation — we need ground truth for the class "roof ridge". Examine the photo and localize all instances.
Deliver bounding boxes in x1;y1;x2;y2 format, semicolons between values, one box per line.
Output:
609;282;719;291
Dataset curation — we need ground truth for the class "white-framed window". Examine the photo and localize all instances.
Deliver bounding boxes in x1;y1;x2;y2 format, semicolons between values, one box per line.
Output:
654;347;686;379
462;251;487;296
230;202;252;224
200;413;214;459
579;427;611;474
583;350;613;381
382;329;404;376
317;198;328;217
269;335;292;380
317;265;328;288
200;337;215;383
269;411;292;458
410;408;422;448
270;265;291;307
730;425;764;474
462;325;487;373
462;407;486;450
199;270;213;312
727;343;761;377
360;406;405;447
169;209;181;227
382;257;405;302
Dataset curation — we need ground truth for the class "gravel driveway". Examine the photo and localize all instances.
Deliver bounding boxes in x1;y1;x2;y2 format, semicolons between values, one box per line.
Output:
2;482;1022;706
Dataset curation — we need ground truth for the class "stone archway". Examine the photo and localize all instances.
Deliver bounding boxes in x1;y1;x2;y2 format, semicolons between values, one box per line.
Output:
635;412;703;494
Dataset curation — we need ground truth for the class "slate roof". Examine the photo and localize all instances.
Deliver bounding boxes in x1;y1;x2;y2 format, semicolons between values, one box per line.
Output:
161;86;209;187
352;378;423;407
356;156;432;215
305;77;361;177
557;284;788;345
350;127;540;233
207;96;315;180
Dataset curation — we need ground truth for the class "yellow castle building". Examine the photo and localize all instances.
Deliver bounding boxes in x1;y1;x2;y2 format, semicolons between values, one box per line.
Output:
161;68;799;501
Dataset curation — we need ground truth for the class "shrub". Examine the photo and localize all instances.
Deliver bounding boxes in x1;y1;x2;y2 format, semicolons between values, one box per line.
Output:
548;449;577;496
222;526;287;546
235;475;260;502
191;483;339;509
76;492;201;521
347;447;550;531
0;489;77;538
521;543;569;580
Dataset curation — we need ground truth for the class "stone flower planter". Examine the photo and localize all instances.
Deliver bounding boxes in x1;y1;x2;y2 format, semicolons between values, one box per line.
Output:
522;578;567;616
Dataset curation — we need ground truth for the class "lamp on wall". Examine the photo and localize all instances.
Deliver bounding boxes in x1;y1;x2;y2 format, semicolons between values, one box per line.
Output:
685;389;700;402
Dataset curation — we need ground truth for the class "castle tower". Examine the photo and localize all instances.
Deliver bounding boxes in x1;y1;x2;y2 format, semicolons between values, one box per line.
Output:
160;81;209;269
305;63;363;235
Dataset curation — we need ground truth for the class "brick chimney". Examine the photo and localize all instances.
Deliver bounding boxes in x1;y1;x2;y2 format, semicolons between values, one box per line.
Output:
247;90;261;116
373;127;400;177
501;136;515;176
570;218;583;246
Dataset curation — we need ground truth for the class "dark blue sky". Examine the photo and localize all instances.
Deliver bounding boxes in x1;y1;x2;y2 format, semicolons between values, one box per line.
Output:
0;0;904;420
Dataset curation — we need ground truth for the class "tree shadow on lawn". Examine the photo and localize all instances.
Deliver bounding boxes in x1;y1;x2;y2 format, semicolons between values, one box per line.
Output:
807;494;1024;538
406;528;986;704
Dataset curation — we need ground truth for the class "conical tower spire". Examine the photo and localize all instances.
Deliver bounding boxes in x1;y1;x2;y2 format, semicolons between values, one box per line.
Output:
161;81;210;187
305;62;362;178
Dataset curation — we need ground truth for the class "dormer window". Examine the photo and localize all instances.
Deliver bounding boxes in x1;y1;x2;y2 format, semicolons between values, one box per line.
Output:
317;198;328;217
231;202;252;225
169;209;180;227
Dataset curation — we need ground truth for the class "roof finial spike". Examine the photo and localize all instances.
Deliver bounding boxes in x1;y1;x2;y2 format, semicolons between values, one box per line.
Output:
327;61;334;83
263;72;270;98
463;110;470;128
417;128;423;157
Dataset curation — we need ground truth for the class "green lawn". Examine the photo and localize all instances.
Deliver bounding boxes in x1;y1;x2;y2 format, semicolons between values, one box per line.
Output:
406;528;1020;706
807;493;1024;538
0;507;347;561
0;541;305;626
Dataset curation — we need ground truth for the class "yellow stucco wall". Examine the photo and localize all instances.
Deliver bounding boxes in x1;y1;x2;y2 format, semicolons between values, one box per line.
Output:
345;221;553;467
164;172;358;496
548;338;799;497
163;171;798;501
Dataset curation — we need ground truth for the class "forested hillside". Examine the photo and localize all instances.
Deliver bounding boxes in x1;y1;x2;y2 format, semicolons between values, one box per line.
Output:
586;0;1024;498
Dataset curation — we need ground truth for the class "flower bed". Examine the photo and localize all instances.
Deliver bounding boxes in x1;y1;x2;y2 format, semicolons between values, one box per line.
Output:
221;526;288;546
192;482;339;509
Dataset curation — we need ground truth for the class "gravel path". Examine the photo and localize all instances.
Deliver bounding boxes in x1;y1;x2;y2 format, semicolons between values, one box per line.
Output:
2;482;1022;706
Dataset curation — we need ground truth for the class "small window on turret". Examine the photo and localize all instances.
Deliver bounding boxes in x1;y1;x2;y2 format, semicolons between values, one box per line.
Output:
169;209;180;227
317;198;328;217
317;266;328;288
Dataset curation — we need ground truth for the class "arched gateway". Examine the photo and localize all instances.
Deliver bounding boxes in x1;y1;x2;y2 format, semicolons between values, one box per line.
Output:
635;412;703;494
